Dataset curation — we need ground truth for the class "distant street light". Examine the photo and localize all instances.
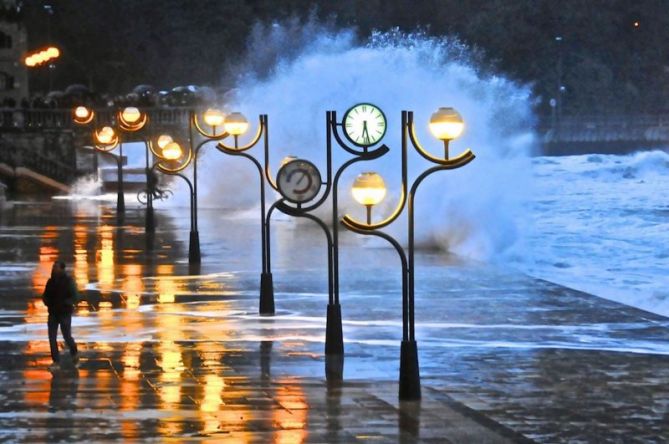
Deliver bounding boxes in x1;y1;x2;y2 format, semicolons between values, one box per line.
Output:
24;46;60;67
90;124;125;223
162;141;183;160
73;105;156;230
156;134;173;150
555;35;564;127
149;137;199;262
120;107;142;125
94;126;117;146
73;106;94;125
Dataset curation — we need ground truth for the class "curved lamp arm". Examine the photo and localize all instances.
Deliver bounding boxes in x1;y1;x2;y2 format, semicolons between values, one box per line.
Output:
407;111;475;167
94;140;119;152
265;163;278;191
150;162;195;230
275;200;333;248
155;146;193;174
330;110;383;156
148;137;212;161
191;111;230;140
340;110;412;231
263;115;279;191
117;111;148;132
217;145;263;176
343;150;474;232
92;124;120;152
344;224;409;341
147;139;165;159
217;115;265;152
285;143;389;215
340;187;405;230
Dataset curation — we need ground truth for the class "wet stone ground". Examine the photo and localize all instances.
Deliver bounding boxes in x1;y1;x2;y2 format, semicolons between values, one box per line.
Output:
0;200;667;442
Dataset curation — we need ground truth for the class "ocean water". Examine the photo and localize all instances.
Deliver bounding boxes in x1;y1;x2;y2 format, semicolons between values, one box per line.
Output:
511;150;669;318
74;148;669;320
68;23;669;319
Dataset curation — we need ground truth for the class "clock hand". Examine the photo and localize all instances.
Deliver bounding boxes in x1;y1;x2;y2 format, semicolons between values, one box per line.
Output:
294;173;313;194
362;120;370;143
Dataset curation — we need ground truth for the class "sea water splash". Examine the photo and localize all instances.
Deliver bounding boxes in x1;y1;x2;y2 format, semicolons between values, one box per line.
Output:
514;150;669;317
180;24;536;261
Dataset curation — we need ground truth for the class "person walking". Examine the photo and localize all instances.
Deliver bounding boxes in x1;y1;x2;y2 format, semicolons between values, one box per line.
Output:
42;260;79;369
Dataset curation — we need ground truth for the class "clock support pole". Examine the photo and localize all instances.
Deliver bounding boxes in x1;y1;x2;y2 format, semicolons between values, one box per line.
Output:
327;109;392;377
338;110;475;400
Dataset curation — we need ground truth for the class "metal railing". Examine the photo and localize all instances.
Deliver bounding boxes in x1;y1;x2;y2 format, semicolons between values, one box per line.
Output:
542;114;669;143
0;135;77;185
0;107;193;130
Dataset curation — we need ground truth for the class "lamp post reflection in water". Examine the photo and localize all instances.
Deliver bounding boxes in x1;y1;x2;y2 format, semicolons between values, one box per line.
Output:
342;108;475;401
97;225;115;295
272;380;308;443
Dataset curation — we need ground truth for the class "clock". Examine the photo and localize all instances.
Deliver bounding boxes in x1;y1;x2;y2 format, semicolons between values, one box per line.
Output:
276;159;322;204
342;103;387;147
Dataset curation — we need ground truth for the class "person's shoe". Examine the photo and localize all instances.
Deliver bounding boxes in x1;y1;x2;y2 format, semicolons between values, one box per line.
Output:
71;352;79;365
48;362;60;371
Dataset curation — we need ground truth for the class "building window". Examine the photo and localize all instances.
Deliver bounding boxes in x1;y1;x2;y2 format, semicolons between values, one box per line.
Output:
0;31;12;49
0;72;14;90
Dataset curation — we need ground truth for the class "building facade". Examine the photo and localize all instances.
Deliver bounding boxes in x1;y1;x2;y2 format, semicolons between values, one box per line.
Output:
0;0;27;107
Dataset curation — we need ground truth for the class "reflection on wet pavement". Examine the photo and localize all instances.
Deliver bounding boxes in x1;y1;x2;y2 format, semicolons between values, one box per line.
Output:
0;201;667;442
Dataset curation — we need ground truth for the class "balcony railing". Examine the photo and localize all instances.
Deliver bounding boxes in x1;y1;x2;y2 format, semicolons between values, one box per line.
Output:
0;107;193;130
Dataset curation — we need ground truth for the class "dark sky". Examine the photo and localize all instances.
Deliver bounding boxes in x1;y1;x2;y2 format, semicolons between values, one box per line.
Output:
20;0;669;115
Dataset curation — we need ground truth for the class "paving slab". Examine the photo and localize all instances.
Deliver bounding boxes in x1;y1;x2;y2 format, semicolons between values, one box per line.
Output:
0;201;667;442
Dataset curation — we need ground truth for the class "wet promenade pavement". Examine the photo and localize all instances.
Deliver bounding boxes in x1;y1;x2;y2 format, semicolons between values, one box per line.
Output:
0;200;667;442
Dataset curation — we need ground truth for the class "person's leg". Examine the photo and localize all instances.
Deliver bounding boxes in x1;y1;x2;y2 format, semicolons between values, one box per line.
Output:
59;313;78;356
48;314;60;363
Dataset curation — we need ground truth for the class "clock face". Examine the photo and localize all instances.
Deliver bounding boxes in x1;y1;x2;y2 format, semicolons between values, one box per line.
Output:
342;103;387;147
276;159;322;204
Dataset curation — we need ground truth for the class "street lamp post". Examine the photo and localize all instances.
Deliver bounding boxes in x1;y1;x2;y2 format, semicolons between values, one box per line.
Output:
188;108;239;265
212;112;273;314
263;109;389;376
90;124;124;223
117;107;152;232
148;137;198;257
73;105;150;228
341;108;475;401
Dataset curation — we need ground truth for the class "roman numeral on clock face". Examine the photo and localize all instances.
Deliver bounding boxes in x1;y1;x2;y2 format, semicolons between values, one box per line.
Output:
343;104;386;147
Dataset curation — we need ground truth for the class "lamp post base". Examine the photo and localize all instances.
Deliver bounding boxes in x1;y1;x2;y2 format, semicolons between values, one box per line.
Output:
399;340;421;401
325;303;344;356
259;272;275;315
325;353;344;382
188;230;201;264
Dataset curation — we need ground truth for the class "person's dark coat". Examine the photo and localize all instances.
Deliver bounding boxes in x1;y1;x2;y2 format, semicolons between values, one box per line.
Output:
42;274;78;315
